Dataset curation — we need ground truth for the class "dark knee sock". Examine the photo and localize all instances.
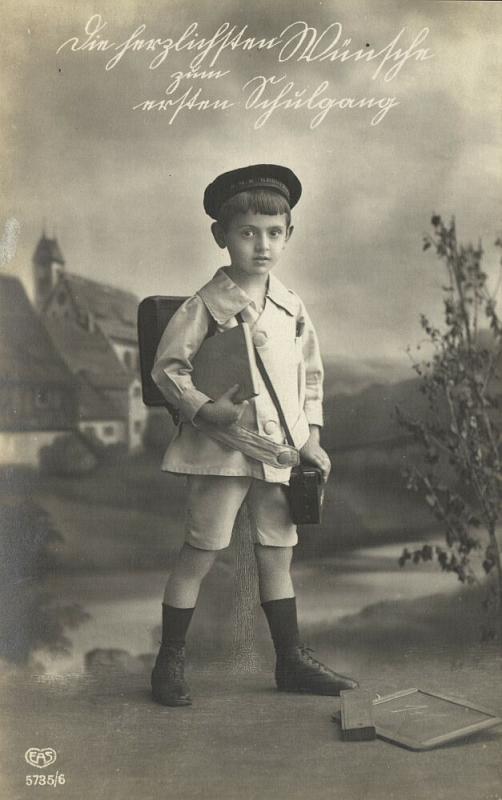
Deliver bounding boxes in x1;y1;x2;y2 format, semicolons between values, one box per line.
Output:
261;597;300;652
160;603;195;647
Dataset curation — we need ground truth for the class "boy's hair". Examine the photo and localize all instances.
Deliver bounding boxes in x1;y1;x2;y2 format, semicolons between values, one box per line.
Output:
217;189;291;230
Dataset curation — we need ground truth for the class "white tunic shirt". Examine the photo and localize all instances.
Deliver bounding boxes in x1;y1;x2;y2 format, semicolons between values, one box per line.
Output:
152;267;324;483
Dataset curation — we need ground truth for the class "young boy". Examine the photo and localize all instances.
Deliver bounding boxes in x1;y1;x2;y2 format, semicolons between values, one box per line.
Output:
151;164;358;706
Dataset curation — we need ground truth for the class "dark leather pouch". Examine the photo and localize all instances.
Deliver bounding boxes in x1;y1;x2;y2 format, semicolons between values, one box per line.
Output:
287;464;324;525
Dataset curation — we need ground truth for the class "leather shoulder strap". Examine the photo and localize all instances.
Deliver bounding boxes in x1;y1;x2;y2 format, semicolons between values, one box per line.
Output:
236;311;295;448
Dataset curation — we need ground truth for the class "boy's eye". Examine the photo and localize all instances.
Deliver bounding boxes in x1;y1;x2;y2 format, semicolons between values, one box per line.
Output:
241;230;254;238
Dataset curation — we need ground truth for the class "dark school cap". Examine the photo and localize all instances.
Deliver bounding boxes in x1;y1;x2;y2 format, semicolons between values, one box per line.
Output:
203;164;302;219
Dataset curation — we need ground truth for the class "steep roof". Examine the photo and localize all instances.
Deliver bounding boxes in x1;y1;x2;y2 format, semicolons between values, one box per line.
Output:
57;272;138;343
0;275;75;386
33;234;65;266
76;375;123;421
43;316;131;391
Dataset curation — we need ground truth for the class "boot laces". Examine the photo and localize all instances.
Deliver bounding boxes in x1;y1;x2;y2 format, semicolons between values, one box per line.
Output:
299;646;330;673
156;645;185;677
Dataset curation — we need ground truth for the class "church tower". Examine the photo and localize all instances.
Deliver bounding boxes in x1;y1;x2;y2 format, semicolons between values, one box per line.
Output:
32;233;65;312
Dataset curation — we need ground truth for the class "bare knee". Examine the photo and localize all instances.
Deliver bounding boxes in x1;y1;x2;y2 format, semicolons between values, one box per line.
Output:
254;544;293;575
254;544;294;602
175;542;219;580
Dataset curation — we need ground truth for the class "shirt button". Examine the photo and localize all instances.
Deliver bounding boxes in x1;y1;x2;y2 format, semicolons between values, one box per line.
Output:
264;420;277;434
253;331;268;347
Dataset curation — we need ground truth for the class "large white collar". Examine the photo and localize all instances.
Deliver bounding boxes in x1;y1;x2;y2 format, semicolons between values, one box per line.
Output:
197;267;297;324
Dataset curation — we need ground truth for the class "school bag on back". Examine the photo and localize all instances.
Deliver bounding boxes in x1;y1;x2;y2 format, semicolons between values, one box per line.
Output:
138;292;259;414
137;296;186;417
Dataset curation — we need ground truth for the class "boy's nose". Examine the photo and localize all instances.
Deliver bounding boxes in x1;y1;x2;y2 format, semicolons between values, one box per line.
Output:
255;233;270;252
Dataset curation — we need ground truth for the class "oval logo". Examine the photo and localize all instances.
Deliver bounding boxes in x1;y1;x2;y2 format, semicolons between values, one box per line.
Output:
24;748;57;769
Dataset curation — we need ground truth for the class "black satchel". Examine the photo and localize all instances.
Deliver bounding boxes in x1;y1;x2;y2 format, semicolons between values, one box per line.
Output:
287;464;324;525
137;296;186;418
237;312;324;525
137;295;216;422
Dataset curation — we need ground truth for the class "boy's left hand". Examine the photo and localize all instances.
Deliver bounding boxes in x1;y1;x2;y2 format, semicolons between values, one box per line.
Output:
299;429;331;484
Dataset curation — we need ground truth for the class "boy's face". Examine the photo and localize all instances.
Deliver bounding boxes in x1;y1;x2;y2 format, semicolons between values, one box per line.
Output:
212;211;293;277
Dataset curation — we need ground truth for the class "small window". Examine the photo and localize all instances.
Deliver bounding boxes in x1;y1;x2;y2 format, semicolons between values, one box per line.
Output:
35;389;50;409
133;385;141;397
134;420;142;433
35;389;61;409
103;425;115;437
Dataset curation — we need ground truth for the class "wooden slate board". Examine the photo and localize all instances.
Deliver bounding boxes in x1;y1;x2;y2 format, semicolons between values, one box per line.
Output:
372;688;502;750
340;689;376;741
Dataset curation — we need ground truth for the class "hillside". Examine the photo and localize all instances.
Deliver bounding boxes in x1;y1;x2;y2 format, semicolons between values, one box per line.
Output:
323;376;425;452
322;356;411;398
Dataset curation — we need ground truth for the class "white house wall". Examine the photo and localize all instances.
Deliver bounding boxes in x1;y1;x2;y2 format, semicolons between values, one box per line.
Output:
0;431;67;466
110;341;139;371
128;379;148;451
78;420;127;446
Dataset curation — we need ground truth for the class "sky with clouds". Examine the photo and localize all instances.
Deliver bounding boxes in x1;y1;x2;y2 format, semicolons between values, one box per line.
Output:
2;0;501;367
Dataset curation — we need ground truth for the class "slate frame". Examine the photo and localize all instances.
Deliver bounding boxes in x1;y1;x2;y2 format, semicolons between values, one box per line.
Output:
372;688;502;751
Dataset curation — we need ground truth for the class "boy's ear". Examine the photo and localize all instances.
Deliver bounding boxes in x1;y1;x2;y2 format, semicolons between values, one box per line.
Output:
211;221;227;249
285;224;294;243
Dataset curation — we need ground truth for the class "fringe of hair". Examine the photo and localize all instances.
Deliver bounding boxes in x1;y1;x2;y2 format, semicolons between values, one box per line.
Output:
218;190;291;229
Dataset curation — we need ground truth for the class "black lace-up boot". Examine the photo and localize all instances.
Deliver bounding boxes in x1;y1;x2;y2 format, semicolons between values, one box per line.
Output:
151;604;194;707
275;645;359;695
151;643;192;707
261;598;358;696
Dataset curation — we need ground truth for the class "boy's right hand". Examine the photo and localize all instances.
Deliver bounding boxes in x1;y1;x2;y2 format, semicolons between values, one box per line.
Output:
195;384;248;427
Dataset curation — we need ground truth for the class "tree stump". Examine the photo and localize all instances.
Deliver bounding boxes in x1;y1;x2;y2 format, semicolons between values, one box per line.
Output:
228;503;260;672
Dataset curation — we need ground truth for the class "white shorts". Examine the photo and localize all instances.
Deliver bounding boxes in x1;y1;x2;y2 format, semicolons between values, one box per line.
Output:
185;475;298;551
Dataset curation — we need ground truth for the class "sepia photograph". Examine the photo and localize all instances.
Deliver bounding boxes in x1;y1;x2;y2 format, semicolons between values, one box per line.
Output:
1;1;502;798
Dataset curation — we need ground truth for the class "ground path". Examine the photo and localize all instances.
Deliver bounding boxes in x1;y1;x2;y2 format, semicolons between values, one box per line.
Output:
2;641;501;800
